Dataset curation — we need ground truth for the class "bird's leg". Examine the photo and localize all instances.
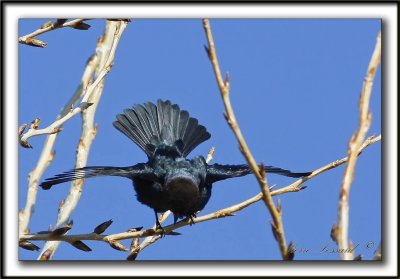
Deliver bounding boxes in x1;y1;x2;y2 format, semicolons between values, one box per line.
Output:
188;213;197;226
173;213;179;225
154;210;165;237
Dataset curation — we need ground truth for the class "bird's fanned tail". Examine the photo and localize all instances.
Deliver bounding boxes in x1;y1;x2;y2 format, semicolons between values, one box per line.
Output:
113;100;211;158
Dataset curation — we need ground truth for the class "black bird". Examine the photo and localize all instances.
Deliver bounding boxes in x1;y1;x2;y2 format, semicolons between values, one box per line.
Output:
41;100;311;227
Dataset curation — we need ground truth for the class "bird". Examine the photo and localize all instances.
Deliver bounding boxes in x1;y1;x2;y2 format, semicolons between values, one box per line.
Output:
40;99;311;229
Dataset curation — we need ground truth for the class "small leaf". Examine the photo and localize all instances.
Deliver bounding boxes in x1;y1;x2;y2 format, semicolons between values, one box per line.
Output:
93;219;113;234
19;240;40;251
71;240;92;252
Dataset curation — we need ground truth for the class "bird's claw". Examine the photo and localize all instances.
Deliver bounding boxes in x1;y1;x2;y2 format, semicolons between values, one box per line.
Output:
155;223;166;237
188;214;197;226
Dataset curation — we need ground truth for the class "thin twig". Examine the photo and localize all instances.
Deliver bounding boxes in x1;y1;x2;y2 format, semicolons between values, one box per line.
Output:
126;211;171;260
336;31;381;260
37;20;129;260
18;54;98;236
18;22;123;148
202;18;290;259
18;19;90;48
20;133;380;255
19;103;94;146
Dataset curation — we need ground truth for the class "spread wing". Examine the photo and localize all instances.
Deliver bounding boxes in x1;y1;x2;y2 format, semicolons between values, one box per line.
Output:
40;163;156;190
207;164;311;184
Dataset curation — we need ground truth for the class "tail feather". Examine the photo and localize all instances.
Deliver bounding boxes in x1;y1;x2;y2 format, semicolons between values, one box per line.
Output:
144;102;161;138
113;100;211;158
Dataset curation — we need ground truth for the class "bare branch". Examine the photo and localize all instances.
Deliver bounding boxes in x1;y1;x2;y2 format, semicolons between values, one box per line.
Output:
206;146;216;164
337;31;381;260
18;19;90;48
37;20;129;260
19;132;380;258
18;55;98;237
202;18;291;259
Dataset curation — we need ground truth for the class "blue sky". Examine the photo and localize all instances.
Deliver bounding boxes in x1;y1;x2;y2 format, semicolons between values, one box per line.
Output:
18;18;381;260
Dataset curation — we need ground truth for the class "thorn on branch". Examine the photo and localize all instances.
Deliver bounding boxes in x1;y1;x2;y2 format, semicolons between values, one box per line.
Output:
126;226;143;233
20;139;33;149
24;37;47;48
54;19;68;27
36;230;52;234
277;199;282;214
70;22;91;30
109;240;129;251
166;231;182;236
51;127;63;134
353;254;363;261
270;221;278;241
40;21;53;29
126;251;138;261
39;248;53;260
259;161;266;179
19;240;40;251
19;124;27;136
52;220;73;235
223;112;234;128
224;72;230;89
204;45;211;59
52;226;72;236
81;102;94;110
330;223;338;243
71;240;92;252
107;18;132;22
30;118;41;129
93;219;113;234
286;241;295;260
130;237;140;254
